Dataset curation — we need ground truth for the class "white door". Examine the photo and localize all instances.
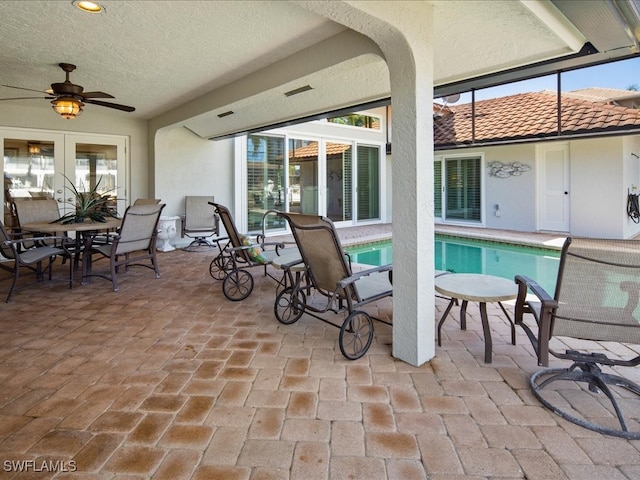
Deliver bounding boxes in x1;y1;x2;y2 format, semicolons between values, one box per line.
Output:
60;134;128;218
2;129;127;227
537;143;569;232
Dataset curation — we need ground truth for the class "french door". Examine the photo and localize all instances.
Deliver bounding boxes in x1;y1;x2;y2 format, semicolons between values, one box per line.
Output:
2;128;128;228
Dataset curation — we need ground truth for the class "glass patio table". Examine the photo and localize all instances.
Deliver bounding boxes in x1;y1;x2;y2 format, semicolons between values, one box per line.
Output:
21;217;121;285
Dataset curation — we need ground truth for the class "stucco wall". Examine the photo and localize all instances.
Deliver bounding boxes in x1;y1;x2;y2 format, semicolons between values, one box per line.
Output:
623;135;640;239
435;143;537;231
154;126;234;243
570;137;623;238
483;144;537;231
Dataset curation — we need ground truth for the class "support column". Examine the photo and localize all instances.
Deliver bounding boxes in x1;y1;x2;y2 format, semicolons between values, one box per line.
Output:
294;1;437;366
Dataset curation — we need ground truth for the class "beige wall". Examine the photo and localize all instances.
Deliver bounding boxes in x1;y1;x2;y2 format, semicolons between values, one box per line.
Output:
0;101;149;202
154;126;235;243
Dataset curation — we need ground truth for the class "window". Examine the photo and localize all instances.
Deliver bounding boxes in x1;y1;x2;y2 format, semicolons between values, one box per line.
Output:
247;134;285;232
326;113;381;130
435;155;482;223
356;145;380;221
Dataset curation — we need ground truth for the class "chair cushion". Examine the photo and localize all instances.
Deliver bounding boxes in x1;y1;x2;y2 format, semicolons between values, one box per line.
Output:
239;234;267;264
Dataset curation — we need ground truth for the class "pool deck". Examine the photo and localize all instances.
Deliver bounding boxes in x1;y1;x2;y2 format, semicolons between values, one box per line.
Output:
1;224;639;479
272;222;568;250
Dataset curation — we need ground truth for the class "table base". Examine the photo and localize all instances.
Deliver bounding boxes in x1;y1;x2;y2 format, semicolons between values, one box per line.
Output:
438;298;516;364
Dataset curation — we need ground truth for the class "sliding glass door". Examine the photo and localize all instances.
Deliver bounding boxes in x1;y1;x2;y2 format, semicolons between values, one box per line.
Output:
245;134;383;232
434;155;482;223
246;134;285;232
356;145;380;222
326;142;352;223
289;138;318;215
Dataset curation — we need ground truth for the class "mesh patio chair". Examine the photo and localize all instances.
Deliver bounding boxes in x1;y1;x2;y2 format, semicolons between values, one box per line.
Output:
13;198;63;248
207;203;296;301
274;212;393;360
182;196;218;250
133;198;161;205
87;203;165;291
0;220;73;302
515;236;640;439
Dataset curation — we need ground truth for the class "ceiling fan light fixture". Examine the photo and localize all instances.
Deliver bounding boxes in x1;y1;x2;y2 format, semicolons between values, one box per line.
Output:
72;0;105;13
52;97;84;119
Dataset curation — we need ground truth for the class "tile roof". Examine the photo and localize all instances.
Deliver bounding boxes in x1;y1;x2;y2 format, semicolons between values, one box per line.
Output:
289;141;351;159
434;91;640;147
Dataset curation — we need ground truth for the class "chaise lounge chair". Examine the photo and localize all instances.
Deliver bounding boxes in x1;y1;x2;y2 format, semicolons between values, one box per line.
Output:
273;212;393;360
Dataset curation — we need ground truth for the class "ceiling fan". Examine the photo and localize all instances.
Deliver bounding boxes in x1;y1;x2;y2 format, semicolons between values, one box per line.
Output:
0;63;135;119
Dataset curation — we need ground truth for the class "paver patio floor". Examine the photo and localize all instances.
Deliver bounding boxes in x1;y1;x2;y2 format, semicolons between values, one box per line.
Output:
0;238;639;479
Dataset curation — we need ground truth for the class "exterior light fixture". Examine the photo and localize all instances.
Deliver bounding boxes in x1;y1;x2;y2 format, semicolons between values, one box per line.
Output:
51;97;84;119
72;0;105;13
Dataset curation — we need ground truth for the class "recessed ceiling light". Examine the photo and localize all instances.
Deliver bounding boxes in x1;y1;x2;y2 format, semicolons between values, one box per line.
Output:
72;0;105;13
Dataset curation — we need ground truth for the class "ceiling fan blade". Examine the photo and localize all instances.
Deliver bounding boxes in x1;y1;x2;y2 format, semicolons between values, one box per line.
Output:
0;96;53;101
1;84;50;95
81;91;115;99
85;99;135;112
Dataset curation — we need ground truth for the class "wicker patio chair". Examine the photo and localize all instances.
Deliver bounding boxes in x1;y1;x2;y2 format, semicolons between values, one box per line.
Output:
514;236;640;439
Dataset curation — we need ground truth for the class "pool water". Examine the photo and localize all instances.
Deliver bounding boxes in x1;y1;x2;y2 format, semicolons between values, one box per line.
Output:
346;235;560;293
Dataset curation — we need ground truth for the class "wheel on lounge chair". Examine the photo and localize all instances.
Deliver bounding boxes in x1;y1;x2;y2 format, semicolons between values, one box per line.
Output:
222;269;253;301
209;254;231;280
339;310;374;360
274;287;306;324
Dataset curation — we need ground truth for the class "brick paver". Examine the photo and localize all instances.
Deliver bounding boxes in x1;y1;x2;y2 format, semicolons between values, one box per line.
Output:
0;245;639;479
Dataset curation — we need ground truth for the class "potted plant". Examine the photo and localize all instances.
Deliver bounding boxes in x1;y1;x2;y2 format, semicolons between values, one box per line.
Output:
55;175;119;224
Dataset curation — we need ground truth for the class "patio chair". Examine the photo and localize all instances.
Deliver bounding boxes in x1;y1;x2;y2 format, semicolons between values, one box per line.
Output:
514;237;640;439
87;203;165;291
182;196;218;250
12;198;63;249
133;198;161;205
208;202;295;301
0;220;73;302
274;212;393;360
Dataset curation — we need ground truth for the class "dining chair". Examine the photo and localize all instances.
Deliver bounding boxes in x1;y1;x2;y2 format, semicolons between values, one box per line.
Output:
87;203;165;291
133;198;161;205
0;220;73;302
12;198;63;248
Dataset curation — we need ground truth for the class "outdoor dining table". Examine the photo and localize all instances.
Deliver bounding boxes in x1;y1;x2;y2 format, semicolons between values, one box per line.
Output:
21;217;121;285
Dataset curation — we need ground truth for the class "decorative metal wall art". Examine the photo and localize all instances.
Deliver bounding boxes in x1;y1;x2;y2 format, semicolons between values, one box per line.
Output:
488;161;531;178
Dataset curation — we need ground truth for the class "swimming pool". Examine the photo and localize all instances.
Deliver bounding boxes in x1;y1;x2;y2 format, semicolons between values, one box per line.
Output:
346;235;560;292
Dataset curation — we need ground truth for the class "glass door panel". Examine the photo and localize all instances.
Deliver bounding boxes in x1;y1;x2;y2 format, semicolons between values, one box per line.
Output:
356;145;380;221
247;134;285;233
445;156;481;222
64;135;127;218
3;132;64;230
326;142;352;223
289;138;318;215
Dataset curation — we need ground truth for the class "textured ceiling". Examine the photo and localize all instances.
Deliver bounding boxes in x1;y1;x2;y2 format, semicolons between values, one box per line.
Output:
0;1;638;139
0;1;345;119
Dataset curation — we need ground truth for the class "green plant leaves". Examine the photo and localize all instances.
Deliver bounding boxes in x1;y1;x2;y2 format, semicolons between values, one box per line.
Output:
53;174;119;224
